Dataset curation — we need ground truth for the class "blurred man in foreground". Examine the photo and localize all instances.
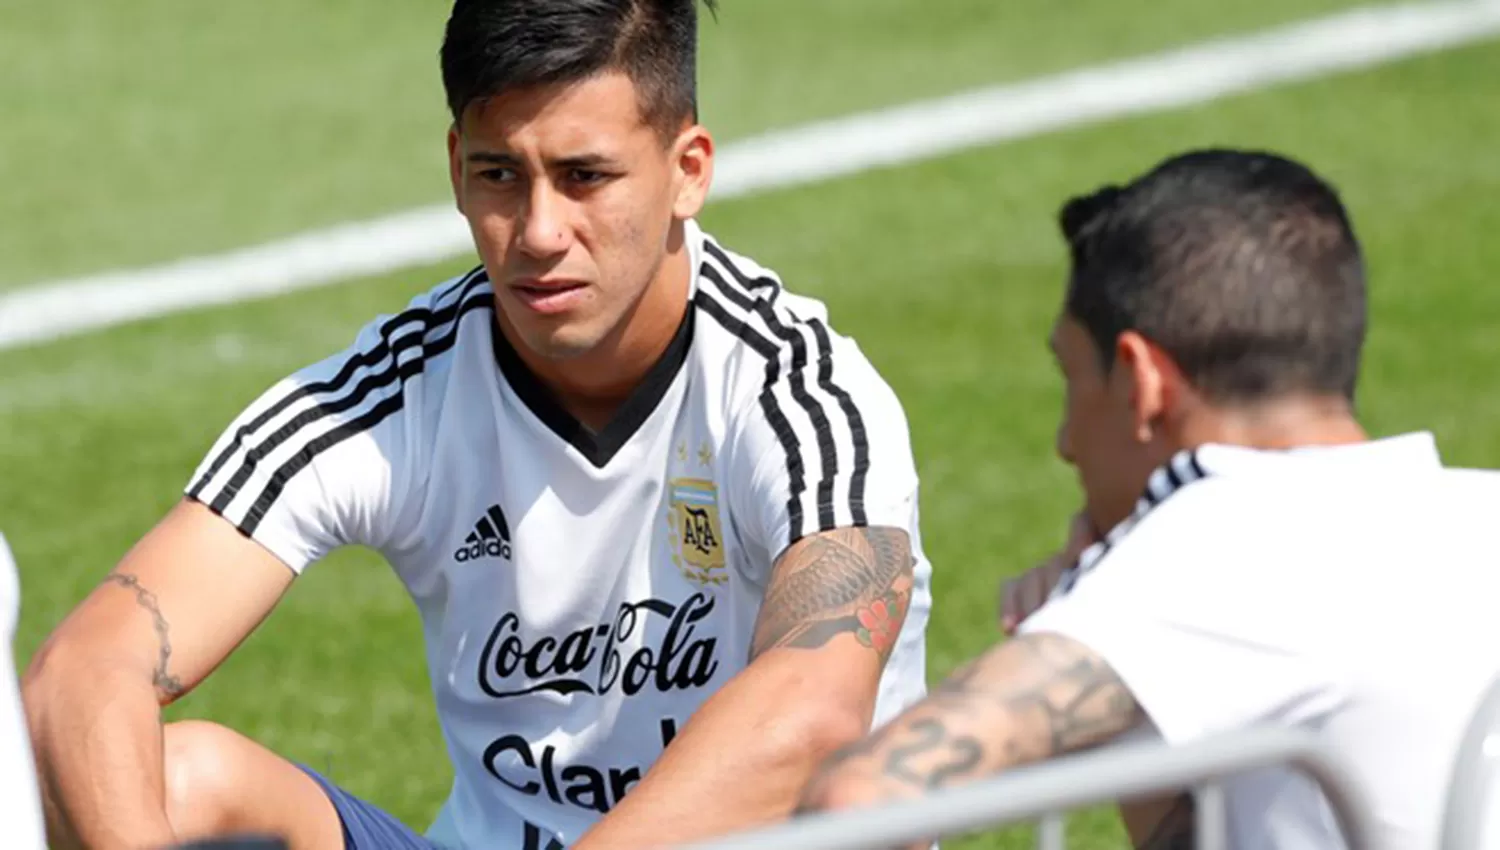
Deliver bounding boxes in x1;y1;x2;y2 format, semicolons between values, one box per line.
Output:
798;148;1500;849
0;534;46;850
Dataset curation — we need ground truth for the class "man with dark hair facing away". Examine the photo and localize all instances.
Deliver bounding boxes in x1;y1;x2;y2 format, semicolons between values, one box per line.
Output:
800;148;1500;850
22;2;933;849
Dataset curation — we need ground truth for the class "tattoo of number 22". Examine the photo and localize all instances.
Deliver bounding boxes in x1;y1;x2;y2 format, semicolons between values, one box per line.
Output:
809;634;1145;801
750;526;914;661
103;573;186;699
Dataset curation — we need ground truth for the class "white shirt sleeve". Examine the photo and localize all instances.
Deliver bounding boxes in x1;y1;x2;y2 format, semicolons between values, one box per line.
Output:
1017;486;1346;744
0;534;48;850
182;315;422;574
725;327;921;573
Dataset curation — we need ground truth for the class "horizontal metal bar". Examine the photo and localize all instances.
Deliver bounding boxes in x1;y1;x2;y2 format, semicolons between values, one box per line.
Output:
678;728;1375;850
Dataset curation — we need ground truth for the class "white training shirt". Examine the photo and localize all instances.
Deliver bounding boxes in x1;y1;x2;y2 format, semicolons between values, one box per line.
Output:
1020;432;1500;850
186;220;933;850
0;534;48;850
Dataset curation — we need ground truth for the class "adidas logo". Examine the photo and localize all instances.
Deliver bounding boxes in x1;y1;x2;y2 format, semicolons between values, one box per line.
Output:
456;504;512;562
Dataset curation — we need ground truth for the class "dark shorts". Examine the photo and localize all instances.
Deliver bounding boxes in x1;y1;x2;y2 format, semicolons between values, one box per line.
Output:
299;765;450;850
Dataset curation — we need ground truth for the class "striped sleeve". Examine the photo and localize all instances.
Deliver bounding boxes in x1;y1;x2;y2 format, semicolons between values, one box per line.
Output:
700;242;920;563
184;267;490;573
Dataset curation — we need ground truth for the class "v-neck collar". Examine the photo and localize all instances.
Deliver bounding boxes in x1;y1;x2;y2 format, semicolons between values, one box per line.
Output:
491;306;695;469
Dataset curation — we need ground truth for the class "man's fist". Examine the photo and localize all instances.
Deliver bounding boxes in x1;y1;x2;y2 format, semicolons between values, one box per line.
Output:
999;513;1099;636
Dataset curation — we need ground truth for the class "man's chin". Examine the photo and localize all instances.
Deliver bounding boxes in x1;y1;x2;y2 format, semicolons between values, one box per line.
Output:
522;330;598;362
497;311;597;361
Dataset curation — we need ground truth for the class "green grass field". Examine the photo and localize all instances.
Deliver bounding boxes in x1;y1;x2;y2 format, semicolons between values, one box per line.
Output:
0;0;1371;288
3;2;1499;848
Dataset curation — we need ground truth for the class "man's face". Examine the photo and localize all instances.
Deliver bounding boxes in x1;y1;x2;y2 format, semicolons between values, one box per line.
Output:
448;72;710;361
1049;314;1166;535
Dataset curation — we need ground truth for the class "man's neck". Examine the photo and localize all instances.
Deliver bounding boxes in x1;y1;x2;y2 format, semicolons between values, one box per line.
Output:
1176;396;1369;451
515;249;692;433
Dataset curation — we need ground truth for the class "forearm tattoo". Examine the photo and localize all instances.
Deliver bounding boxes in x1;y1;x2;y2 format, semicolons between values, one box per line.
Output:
750;526;913;662
102;573;186;700
801;633;1144;807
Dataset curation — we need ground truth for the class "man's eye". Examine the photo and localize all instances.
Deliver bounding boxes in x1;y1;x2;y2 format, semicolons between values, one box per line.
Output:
479;168;517;183
569;169;608;185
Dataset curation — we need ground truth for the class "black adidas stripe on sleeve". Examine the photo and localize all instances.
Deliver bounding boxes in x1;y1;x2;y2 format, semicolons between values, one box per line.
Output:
701;264;842;531
698;241;873;544
191;268;492;535
188;266;487;503
802;315;869;527
692;287;811;546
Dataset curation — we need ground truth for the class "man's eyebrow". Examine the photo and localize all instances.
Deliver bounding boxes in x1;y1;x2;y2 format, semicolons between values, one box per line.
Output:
465;151;518;165
463;151;618;168
553;153;617;169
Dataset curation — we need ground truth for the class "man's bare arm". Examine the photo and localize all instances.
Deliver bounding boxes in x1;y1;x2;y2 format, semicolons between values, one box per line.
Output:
22;499;294;850
749;526;913;659
797;632;1144;817
571;526;914;850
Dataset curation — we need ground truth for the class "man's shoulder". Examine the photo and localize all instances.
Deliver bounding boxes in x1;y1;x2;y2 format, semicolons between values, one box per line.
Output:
247;265;495;427
690;229;891;399
284;262;496;434
688;230;918;519
187;266;494;518
313;265;493;378
1432;466;1500;506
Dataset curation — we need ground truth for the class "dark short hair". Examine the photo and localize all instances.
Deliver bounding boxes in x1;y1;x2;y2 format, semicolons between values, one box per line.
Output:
440;0;716;137
1059;148;1367;404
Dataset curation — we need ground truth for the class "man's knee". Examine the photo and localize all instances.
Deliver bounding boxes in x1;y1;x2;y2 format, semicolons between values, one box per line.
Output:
163;720;254;837
161;720;344;850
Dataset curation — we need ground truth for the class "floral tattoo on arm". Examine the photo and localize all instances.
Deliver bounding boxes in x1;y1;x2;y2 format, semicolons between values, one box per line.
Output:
749;526;914;663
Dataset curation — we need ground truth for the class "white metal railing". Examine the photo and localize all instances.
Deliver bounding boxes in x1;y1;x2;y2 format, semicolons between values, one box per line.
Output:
1440;671;1500;850
42;687;1500;850
679;727;1377;850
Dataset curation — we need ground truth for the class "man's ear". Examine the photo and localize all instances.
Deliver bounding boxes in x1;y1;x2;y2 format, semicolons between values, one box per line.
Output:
669;124;715;220
447;124;464;214
1115;331;1171;444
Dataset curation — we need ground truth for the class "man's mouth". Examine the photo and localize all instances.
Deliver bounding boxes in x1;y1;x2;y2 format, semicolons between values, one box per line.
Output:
510;279;588;315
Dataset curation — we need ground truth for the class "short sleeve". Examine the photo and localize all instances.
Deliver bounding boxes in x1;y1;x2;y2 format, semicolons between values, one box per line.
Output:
725;326;920;567
1018;487;1346;744
183;320;416;574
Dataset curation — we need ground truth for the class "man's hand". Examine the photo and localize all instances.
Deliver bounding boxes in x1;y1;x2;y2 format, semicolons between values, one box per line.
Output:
571;526;915;849
796;632;1143;837
999;512;1098;635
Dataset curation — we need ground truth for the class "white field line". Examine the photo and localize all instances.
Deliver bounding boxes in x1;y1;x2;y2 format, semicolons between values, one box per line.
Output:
3;0;1499;353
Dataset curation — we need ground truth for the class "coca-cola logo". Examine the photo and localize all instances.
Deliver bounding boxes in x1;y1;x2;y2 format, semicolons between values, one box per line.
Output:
476;592;720;699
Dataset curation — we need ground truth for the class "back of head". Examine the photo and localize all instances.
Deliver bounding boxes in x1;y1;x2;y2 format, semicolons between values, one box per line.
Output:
1059;149;1368;406
440;0;715;134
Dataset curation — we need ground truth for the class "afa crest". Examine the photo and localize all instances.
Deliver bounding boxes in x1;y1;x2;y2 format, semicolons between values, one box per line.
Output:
667;477;728;587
